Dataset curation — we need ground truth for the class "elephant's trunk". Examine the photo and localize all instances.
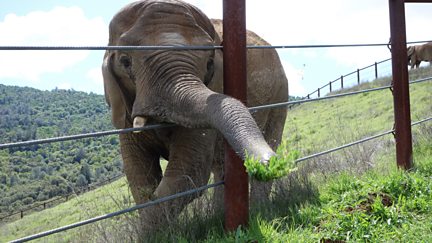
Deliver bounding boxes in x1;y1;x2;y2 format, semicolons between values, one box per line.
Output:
204;92;276;163
132;75;275;164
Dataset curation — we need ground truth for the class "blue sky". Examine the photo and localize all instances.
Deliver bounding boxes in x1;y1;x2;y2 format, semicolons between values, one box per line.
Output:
1;0;431;97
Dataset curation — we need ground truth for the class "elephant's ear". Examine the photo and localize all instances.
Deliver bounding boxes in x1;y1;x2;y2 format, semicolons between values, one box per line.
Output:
102;52;129;129
407;46;415;57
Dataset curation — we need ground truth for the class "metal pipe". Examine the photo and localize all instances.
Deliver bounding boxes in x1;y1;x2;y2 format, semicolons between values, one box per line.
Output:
223;0;249;231
388;0;413;170
1;77;431;151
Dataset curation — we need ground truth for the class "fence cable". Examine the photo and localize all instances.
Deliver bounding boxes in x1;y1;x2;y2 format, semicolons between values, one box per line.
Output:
1;76;431;150
8;116;432;242
0;174;124;221
306;58;392;97
251;76;432;112
295;116;432;164
9;181;224;243
0;40;431;51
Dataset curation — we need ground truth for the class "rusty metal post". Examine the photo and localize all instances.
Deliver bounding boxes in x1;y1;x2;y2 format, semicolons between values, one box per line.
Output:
223;0;249;231
388;0;413;170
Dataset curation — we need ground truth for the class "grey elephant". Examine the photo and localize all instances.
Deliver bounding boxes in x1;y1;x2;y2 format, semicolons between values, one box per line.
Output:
407;42;432;69
102;0;288;229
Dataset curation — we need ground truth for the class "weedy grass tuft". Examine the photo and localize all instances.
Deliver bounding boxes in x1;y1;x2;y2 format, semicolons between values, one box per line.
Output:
244;141;300;181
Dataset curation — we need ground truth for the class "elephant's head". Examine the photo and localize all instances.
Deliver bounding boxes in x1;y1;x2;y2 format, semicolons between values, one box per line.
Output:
102;0;276;163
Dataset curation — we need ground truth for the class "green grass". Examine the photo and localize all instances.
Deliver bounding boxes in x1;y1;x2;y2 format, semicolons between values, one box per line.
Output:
0;178;135;242
205;138;432;242
1;67;431;242
245;141;299;181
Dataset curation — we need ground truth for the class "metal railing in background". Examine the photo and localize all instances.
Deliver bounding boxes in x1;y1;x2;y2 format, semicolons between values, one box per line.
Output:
0;174;124;222
304;58;392;99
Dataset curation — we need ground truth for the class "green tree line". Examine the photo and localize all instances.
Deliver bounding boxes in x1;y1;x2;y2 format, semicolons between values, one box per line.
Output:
0;85;122;214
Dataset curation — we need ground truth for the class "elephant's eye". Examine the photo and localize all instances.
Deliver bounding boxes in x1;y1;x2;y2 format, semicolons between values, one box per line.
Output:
119;55;132;69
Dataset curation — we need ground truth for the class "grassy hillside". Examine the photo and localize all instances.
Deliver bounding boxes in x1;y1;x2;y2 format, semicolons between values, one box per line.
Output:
0;86;122;216
0;67;431;242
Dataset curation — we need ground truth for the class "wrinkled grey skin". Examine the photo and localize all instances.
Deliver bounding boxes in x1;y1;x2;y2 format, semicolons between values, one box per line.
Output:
407;42;432;69
102;0;288;229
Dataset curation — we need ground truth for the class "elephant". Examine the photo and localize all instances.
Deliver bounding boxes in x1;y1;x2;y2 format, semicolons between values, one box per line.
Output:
407;42;432;69
102;0;288;230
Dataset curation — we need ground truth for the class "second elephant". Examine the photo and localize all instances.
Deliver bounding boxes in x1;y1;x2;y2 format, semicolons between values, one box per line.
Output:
407;42;432;69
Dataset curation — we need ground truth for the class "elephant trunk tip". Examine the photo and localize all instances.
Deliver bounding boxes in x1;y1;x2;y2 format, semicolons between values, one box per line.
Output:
244;146;277;166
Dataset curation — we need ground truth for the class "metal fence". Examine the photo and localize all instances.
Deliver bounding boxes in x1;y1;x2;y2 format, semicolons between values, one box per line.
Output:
0;174;124;222
3;75;431;242
1;0;432;241
305;58;392;99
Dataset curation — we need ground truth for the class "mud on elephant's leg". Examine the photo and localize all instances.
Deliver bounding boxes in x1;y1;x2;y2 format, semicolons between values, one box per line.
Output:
140;128;216;231
120;133;162;204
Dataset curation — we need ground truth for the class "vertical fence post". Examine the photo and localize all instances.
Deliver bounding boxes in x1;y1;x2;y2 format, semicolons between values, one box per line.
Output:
357;69;360;84
329;82;332;92
317;88;320;98
223;0;249;231
388;0;413;170
341;76;344;89
375;62;378;79
21;211;23;219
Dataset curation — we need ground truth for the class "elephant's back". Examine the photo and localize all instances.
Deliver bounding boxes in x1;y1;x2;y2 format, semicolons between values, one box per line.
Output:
210;19;289;107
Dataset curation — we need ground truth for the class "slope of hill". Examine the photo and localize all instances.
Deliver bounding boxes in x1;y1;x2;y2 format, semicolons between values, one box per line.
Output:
0;85;122;215
0;67;431;242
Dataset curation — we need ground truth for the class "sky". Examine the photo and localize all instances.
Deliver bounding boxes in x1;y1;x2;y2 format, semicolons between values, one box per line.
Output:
0;0;431;97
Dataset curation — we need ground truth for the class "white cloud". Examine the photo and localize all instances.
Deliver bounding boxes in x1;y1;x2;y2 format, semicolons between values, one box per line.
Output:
0;6;107;81
281;60;306;97
86;67;103;85
183;1;432;74
57;82;72;90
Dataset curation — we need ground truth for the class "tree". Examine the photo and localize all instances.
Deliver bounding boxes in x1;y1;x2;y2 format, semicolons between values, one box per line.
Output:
75;174;88;187
80;163;93;184
74;148;86;163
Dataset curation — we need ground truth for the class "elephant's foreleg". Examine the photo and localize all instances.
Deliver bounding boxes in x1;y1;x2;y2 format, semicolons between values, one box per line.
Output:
120;133;162;204
140;128;216;229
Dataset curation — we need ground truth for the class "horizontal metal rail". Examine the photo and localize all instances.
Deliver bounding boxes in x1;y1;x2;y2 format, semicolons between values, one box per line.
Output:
0;174;124;221
295;116;432;164
306;58;392;97
10;181;224;243
0;40;430;51
1;76;431;150
253;76;432;112
0;124;175;149
7;116;432;242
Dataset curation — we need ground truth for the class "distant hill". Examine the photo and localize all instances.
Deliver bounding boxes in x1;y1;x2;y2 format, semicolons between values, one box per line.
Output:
0;85;122;214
